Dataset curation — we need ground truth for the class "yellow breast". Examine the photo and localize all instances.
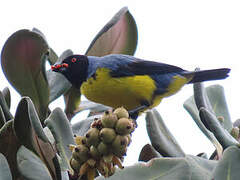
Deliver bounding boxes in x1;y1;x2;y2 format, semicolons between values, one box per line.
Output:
81;68;189;111
81;68;157;110
151;75;189;108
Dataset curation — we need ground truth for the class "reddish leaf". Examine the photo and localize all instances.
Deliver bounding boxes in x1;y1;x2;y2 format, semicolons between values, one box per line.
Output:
85;7;138;56
1;29;49;121
14;97;61;179
64;87;81;120
139;144;162;162
0;120;21;179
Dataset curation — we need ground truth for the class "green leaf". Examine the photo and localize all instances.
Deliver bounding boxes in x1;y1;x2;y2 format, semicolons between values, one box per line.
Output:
184;84;232;155
17;146;52;180
211;146;240;179
205;85;232;131
0;153;12;180
72;115;101;136
146;109;185;157
64;86;81;120
199;108;238;149
77;101;109;116
32;28;58;65
1;29;49;121
43;127;55;145
138;144;162;162
13;97;61;180
0;90;13;121
45;108;75;171
85;7;138;56
197;152;208;159
0;120;21;179
191;82;238;149
2;87;11;109
32;27;48;43
184;95;223;157
233;119;240;128
96;155;217;180
61;171;70;180
0;106;6;128
14;97;49;146
47;48;59;65
47;49;73;103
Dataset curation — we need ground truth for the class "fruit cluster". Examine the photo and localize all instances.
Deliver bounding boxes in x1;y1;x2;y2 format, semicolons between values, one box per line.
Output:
69;107;136;179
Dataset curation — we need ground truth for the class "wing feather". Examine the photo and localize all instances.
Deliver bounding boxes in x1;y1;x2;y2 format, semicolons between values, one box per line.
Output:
100;54;185;77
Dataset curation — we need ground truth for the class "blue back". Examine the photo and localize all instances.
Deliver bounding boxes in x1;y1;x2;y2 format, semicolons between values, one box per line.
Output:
87;54;185;95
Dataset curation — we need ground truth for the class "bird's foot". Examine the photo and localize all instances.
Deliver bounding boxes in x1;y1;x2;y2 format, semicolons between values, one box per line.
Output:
128;105;148;127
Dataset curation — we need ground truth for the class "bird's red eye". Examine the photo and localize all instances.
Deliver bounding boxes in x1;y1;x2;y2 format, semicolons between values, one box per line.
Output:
71;58;77;63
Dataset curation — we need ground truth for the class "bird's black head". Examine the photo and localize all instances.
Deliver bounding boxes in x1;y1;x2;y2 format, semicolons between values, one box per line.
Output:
51;55;89;89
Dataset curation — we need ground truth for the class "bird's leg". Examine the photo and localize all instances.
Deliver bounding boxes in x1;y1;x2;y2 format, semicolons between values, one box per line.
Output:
128;101;150;126
129;105;147;118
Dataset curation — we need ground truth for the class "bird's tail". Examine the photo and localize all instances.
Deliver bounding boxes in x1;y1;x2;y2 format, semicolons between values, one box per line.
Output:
182;68;230;84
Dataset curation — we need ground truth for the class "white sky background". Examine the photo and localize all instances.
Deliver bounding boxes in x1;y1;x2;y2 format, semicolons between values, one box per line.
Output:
1;0;240;165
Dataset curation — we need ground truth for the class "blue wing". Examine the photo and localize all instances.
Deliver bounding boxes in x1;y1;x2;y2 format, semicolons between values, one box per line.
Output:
92;54;185;77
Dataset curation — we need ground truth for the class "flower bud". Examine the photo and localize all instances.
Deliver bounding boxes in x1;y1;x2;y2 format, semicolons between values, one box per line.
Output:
113;107;129;119
70;158;81;173
101;110;118;128
97;142;109;155
100;128;116;144
72;145;89;163
90;145;101;159
115;118;134;135
85;128;100;147
112;135;128;157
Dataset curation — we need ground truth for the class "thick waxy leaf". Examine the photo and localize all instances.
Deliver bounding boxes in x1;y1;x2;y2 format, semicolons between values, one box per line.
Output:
45;108;75;170
32;28;58;65
65;99;109;120
184;84;232;156
47;48;59;65
61;171;70;180
72;115;101;135
85;7;138;56
0;153;12;180
233;119;240;128
1;29;49;121
32;28;48;44
64;86;81;120
0;106;5;128
197;152;208;159
0;120;21;179
184;95;223;158
43;127;55;145
199;108;238;149
47;49;73;103
2;87;11;109
139;144;162;162
96;155;217;180
146;109;185;157
192;83;237;149
205;85;232;131
193;83;232;131
17;146;52;180
0;91;13;121
13;97;61;180
211;146;240;179
78;101;109;116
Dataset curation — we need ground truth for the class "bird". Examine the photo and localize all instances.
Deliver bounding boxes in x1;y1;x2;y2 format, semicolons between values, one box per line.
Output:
51;54;230;118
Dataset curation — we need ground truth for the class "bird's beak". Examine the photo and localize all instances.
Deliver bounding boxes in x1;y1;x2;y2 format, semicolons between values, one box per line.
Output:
51;63;69;72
